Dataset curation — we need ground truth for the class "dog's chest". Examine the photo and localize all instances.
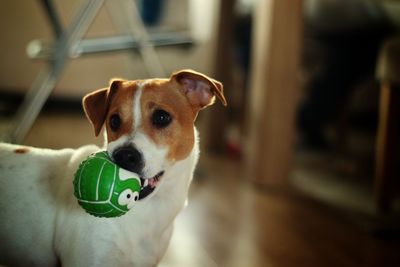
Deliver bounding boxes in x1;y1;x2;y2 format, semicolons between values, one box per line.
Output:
54;200;174;266
56;142;198;266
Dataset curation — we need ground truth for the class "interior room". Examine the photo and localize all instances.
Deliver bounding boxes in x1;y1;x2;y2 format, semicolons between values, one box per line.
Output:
1;0;400;266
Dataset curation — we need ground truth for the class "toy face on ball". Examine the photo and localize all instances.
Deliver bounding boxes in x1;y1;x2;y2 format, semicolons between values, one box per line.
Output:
73;151;141;218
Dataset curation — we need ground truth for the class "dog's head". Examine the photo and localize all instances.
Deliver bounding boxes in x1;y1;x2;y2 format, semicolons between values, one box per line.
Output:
82;69;226;200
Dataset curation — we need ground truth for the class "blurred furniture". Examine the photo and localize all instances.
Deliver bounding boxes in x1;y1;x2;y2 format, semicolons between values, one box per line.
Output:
246;0;302;184
8;0;192;143
375;37;400;212
203;0;234;152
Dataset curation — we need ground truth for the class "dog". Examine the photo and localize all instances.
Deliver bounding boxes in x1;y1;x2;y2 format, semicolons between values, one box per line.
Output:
0;69;226;267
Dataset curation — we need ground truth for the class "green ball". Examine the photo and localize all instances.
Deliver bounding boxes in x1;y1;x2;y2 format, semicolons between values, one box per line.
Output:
73;151;141;218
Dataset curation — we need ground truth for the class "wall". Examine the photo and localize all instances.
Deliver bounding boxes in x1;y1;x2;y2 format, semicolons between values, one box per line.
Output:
0;0;219;99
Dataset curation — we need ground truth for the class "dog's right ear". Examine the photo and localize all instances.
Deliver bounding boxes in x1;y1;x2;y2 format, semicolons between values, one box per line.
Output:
82;80;122;136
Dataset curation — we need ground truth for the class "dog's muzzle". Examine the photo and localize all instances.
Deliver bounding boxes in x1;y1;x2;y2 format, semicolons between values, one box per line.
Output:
112;145;164;200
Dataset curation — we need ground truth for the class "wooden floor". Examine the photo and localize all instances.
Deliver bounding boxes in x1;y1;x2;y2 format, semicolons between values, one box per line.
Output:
3;112;400;267
164;156;400;267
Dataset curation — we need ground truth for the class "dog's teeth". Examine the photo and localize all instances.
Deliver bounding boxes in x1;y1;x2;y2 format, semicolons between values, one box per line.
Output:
144;179;149;187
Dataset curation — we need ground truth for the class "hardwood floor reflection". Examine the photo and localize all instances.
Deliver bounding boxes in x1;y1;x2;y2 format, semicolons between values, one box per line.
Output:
162;155;400;267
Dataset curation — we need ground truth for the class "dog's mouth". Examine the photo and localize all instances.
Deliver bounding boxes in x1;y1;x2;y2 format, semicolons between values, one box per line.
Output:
139;171;164;200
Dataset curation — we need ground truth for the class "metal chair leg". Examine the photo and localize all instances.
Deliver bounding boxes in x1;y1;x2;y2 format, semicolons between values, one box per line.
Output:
8;0;182;143
9;0;104;143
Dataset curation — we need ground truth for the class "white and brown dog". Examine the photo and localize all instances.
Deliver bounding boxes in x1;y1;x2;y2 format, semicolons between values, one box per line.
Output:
0;69;226;267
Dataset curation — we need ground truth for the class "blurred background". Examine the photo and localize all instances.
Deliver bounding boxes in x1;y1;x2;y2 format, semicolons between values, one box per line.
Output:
1;0;400;266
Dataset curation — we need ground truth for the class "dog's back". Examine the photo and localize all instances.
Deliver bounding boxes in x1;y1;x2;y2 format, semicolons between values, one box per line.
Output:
0;143;93;266
0;143;183;267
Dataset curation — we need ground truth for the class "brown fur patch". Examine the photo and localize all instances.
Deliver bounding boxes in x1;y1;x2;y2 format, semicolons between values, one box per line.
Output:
106;81;137;142
140;79;197;161
14;147;29;154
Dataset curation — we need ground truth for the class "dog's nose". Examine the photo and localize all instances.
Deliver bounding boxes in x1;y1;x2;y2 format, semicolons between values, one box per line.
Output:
112;145;144;175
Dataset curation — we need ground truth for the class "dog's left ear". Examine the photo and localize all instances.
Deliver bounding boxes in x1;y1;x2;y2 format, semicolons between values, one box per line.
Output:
171;69;227;111
82;79;122;136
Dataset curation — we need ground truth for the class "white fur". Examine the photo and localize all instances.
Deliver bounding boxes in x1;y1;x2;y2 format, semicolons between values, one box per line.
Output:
0;133;199;266
130;131;169;180
133;83;143;130
107;135;129;156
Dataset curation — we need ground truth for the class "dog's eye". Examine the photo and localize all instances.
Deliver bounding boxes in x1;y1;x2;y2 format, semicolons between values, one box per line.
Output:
109;114;121;131
152;109;172;128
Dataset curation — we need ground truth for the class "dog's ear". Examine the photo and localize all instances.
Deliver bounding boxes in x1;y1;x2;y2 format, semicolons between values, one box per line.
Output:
82;79;122;136
171;69;227;111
